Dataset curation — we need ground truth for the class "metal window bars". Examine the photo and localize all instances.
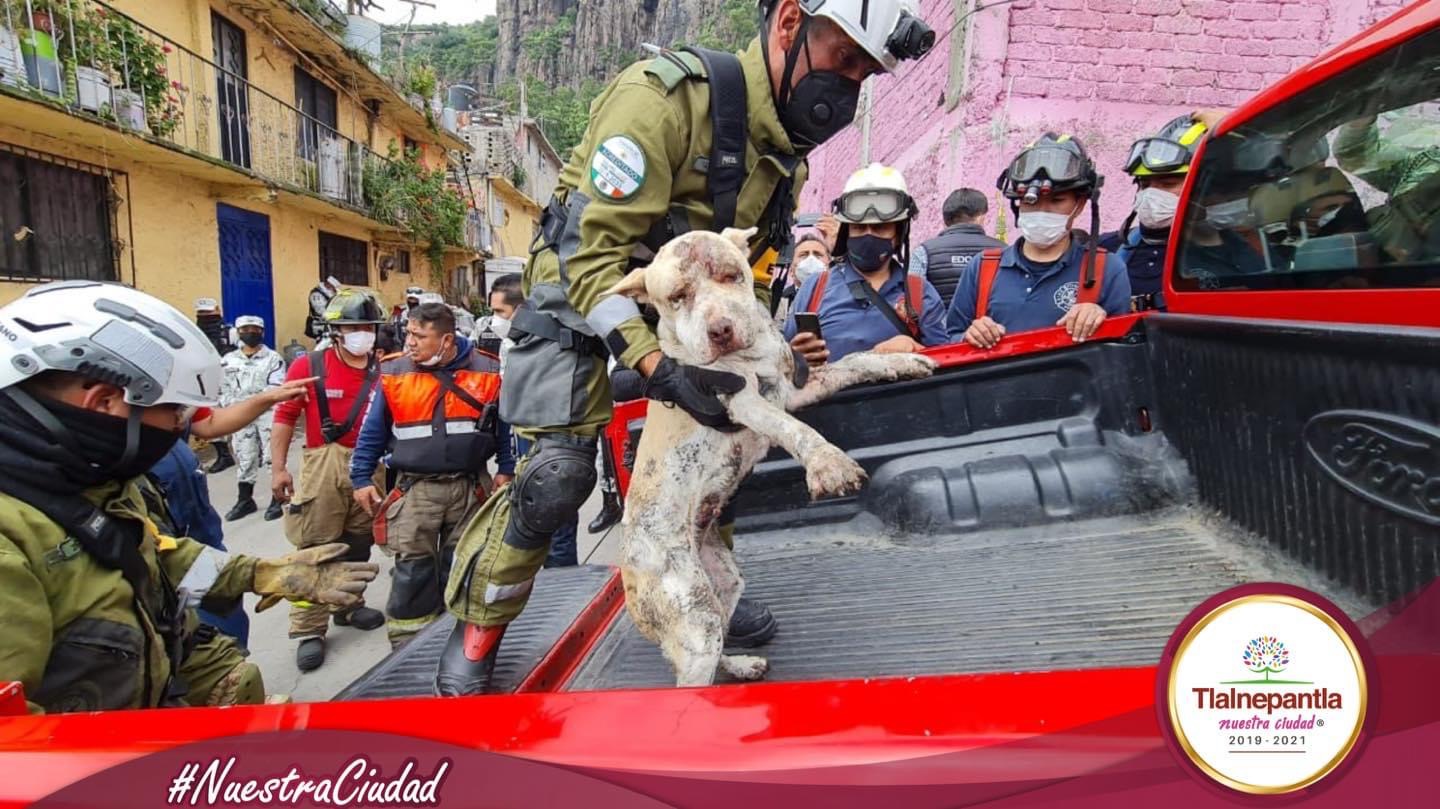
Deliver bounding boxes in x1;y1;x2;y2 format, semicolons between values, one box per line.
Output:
0;0;389;212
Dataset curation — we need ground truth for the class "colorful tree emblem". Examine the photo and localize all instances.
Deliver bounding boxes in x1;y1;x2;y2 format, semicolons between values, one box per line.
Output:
1242;636;1290;681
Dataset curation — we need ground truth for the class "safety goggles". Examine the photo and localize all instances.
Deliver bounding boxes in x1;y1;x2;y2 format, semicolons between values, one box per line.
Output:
1125;137;1193;175
1006;146;1088;187
834;188;911;223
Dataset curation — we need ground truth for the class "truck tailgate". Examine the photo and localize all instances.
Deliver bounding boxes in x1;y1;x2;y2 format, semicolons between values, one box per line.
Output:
566;509;1367;690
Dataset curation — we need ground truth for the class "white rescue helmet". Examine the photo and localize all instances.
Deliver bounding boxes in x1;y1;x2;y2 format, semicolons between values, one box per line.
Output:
235;315;265;330
417;292;445;305
0;281;223;407
834;162;917;224
793;0;935;72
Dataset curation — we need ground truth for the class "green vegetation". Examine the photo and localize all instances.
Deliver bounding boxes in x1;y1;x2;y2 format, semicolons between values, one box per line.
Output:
363;143;469;276
521;9;576;65
380;19;498;90
692;0;759;52
494;77;604;159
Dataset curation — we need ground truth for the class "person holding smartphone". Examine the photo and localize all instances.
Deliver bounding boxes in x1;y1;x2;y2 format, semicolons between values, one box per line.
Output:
783;163;947;364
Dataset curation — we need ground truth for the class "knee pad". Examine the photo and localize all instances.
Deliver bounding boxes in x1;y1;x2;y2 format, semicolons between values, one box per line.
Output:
504;437;597;550
388;557;442;619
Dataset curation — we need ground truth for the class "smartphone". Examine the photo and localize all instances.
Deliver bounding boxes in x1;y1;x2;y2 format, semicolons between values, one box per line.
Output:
795;213;822;227
794;312;823;340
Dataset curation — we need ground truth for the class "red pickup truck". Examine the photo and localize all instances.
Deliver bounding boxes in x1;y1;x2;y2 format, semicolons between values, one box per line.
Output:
2;1;1437;804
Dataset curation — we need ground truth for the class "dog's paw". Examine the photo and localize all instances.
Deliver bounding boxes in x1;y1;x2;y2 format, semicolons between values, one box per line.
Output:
886;353;939;380
806;447;867;500
720;654;769;681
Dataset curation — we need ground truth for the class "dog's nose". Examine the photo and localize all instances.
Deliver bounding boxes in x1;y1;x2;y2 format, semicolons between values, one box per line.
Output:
708;318;736;346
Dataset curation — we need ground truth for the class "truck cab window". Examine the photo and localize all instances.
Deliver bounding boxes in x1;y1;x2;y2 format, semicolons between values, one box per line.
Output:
1175;26;1440;292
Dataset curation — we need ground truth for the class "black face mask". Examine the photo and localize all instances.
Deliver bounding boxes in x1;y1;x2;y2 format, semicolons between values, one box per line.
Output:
239;332;264;348
848;234;894;273
775;18;862;151
44;397;184;481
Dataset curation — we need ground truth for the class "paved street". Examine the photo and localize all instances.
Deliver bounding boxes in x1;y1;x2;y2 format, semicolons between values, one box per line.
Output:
207;440;621;703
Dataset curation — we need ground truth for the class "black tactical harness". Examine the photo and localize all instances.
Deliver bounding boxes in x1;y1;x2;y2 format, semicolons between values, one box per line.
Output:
529;46;798;352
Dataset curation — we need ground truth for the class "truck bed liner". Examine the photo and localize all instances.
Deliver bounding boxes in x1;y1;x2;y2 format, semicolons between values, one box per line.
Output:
566;509;1367;691
335;565;613;701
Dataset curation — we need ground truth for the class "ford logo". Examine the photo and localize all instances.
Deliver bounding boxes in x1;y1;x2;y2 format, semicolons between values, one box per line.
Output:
1303;411;1440;526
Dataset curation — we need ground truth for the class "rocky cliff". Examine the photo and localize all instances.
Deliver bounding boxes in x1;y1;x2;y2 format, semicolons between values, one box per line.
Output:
496;0;756;89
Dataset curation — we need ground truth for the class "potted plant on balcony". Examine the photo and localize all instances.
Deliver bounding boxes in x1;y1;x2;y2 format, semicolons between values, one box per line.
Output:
66;3;115;114
15;0;62;96
0;3;23;88
105;16;178;136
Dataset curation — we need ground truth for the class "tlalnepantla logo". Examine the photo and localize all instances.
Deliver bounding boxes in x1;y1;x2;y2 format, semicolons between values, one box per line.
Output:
1159;585;1374;796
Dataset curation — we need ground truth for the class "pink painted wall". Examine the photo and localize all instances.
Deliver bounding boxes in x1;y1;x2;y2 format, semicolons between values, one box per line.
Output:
800;0;1415;240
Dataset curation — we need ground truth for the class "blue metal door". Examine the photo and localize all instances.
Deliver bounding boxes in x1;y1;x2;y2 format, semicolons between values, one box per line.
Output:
216;203;274;346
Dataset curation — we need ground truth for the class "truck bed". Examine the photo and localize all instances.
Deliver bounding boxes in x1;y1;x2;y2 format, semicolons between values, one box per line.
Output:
340;314;1435;700
568;509;1368;690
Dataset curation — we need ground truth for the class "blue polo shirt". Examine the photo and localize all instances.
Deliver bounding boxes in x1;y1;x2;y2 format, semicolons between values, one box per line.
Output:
946;239;1131;340
784;261;947;362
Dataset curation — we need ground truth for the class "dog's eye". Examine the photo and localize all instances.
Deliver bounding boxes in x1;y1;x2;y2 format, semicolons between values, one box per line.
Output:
668;287;690;305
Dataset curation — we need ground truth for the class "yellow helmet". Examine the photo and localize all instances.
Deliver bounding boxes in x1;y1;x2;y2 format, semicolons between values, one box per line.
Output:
1126;116;1210;177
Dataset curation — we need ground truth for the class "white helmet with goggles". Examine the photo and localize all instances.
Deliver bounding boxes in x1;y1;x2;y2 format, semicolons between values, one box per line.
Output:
790;0;936;72
833;162;917;224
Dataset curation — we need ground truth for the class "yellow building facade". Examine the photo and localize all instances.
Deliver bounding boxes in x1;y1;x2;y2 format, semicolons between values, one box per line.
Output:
0;0;475;346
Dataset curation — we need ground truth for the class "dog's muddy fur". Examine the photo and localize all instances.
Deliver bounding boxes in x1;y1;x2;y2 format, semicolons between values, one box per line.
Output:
605;228;938;687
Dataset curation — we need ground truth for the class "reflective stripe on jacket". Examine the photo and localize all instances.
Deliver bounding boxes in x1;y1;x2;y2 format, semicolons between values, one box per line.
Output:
379;350;501;475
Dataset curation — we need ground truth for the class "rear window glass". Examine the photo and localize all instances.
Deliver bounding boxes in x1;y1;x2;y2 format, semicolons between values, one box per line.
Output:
1175;25;1440;292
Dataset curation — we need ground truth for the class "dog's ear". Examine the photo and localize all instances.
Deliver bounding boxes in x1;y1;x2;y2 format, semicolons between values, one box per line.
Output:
720;227;758;253
603;266;649;303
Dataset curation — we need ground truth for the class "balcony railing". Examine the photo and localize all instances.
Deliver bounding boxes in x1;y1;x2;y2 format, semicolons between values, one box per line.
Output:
0;0;388;213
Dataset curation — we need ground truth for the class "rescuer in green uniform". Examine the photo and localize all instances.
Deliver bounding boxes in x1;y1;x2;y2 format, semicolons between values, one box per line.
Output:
437;0;937;695
0;281;380;713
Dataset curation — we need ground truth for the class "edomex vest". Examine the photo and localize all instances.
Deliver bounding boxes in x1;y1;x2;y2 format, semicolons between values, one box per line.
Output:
380;350;501;476
502;39;806;431
922;224;1005;307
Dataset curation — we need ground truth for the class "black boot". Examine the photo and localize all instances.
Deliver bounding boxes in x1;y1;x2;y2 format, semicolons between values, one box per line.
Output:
225;482;257;521
726;597;778;648
588;487;623;534
296;637;326;672
263;499;284;521
207;441;235;474
334;606;385;631
588;439;624;534
435;621;506;696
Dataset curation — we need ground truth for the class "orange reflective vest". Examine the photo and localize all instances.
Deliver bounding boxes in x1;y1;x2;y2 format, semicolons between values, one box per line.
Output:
379;350;502;476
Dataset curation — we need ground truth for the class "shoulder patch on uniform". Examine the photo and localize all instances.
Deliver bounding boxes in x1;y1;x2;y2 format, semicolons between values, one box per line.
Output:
590;135;647;201
643;51;706;91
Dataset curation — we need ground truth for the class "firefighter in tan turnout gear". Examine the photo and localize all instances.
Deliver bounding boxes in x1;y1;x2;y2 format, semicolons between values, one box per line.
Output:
0;281;378;713
435;0;936;695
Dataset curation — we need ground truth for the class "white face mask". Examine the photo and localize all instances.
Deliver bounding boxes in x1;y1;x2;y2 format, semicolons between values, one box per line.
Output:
1134;188;1179;229
1017;210;1073;248
1205;198;1253;229
341;331;375;355
417;336;451;367
490;315;512;340
794;255;827;283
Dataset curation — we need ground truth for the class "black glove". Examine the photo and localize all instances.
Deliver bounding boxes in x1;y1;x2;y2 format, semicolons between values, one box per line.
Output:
642;356;745;429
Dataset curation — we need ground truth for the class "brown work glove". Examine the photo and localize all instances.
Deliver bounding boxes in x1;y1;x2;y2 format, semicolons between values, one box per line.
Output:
252;542;379;612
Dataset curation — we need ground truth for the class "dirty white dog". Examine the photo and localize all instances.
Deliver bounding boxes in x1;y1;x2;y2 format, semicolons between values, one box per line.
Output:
606;227;937;687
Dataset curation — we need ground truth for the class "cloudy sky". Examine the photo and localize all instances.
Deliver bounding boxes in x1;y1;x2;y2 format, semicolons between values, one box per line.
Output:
372;0;496;26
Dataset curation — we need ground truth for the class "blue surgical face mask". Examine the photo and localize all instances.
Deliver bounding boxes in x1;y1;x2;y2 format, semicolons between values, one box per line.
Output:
847;234;894;273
